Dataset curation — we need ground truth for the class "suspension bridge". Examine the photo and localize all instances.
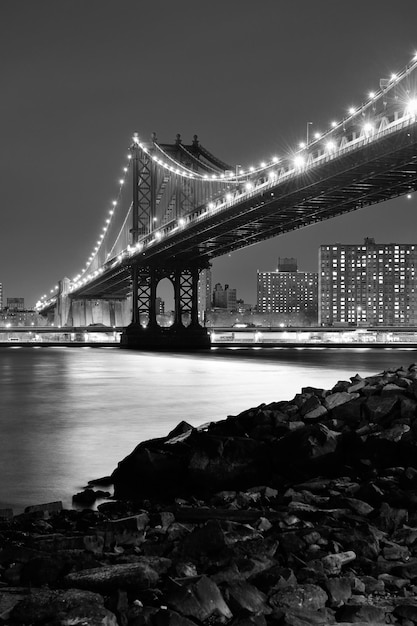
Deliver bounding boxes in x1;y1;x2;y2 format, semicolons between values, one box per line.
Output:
36;54;417;348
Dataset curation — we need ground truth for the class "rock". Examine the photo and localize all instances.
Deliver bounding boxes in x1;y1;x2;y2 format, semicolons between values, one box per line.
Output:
24;501;63;517
181;519;226;557
226;580;271;614
0;508;13;521
152;607;199;626
336;603;386;623
73;488;111;506
269;584;328;611
10;588;118;625
393;602;417;622
321;551;356;575
324;391;359;410
165;575;233;622
324;576;352;607
0;588;29;621
277;607;334;625
64;558;170;592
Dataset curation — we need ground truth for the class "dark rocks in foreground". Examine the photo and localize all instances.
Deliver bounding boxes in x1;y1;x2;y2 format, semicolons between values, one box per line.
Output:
5;365;417;623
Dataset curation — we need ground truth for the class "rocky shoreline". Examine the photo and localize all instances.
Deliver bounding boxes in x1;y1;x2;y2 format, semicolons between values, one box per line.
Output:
4;365;417;624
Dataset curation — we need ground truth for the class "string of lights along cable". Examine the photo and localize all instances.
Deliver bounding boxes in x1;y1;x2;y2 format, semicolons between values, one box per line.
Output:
36;52;417;310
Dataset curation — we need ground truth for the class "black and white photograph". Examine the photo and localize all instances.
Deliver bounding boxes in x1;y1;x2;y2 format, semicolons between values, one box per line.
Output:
2;1;417;623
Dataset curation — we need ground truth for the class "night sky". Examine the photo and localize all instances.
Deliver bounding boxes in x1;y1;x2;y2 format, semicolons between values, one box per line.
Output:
2;0;417;308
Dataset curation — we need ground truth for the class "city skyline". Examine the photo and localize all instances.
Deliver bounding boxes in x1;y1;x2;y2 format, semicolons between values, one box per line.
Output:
2;1;417;307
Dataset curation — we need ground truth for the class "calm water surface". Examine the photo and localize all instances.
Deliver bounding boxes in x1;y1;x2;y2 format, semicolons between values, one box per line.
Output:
1;345;416;511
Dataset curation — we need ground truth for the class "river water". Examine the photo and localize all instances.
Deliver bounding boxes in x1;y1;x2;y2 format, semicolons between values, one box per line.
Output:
1;345;416;512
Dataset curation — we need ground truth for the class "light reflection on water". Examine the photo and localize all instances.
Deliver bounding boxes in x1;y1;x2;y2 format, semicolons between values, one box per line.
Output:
0;346;416;512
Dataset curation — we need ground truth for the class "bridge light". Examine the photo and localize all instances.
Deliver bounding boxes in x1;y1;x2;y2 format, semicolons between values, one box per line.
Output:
272;156;279;163
179;218;185;226
112;200;117;206
326;141;336;152
208;202;215;209
106;218;110;224
294;155;305;168
109;209;114;215
123;167;128;173
249;166;255;172
299;142;306;149
225;193;233;202
369;91;376;99
268;171;277;180
260;162;266;168
245;182;253;191
348;107;356;115
127;154;132;159
331;121;337;128
406;98;417;115
119;179;124;185
407;194;412;199
314;132;321;139
363;122;374;135
390;73;397;81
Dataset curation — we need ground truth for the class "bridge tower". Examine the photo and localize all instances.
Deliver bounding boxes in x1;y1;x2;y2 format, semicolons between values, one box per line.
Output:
121;134;231;349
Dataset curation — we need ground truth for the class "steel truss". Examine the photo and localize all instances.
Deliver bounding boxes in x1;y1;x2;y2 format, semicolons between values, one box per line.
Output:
131;263;204;330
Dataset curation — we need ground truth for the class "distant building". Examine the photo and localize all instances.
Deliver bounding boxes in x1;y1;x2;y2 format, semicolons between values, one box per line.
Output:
213;283;237;310
0;283;2;310
236;299;252;314
7;297;24;311
257;259;318;324
319;238;417;326
277;257;298;272
155;297;165;315
0;309;40;326
198;268;212;322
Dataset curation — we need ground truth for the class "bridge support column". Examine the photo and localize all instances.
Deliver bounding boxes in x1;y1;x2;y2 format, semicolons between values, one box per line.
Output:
121;263;210;350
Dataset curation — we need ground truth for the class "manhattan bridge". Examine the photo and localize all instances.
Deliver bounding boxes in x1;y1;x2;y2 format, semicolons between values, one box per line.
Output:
36;54;417;348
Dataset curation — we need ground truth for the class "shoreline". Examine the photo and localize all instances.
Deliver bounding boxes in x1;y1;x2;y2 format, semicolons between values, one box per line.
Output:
3;365;417;623
1;341;417;350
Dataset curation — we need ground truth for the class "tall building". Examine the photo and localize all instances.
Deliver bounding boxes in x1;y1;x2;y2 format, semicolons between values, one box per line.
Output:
257;259;318;323
7;297;24;311
213;283;237;310
319;238;417;326
155;297;165;315
198;268;212;322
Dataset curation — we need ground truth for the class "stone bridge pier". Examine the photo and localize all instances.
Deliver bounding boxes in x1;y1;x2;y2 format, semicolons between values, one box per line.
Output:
54;279;130;328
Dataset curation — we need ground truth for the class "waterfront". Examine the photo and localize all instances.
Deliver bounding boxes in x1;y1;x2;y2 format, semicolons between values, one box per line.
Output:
1;345;417;512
